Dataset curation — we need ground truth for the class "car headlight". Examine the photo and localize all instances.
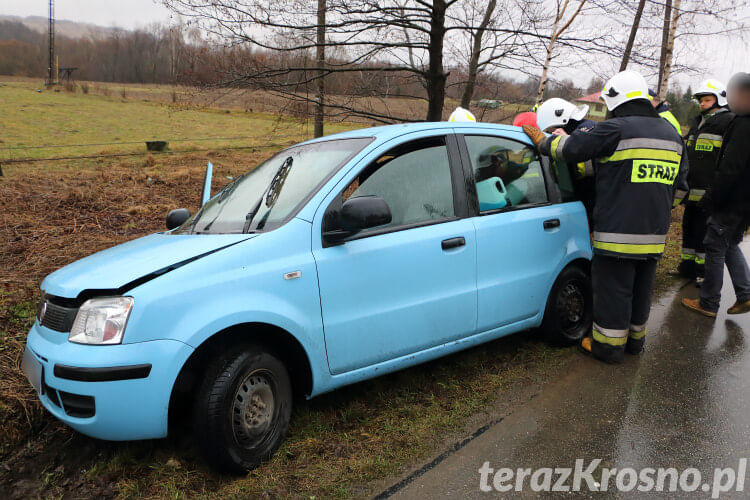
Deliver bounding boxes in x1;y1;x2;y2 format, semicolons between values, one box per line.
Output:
69;296;134;345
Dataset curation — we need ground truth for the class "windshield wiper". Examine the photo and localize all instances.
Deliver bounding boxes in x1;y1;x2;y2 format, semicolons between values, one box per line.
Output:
243;156;293;233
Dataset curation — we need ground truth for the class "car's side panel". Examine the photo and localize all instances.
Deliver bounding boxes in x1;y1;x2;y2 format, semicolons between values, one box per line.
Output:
123;218;331;394
310;128;479;375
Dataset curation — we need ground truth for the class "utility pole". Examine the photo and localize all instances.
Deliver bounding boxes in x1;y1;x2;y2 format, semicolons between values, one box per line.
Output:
47;0;57;86
313;0;326;138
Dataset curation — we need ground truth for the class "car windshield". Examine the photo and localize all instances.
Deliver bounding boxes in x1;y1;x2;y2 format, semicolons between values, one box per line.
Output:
175;137;372;234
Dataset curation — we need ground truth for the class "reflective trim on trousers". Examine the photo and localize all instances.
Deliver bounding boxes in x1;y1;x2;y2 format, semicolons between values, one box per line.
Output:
688;188;706;202
629;324;647;340
695;253;706;265
681;247;696;261
593;323;628;347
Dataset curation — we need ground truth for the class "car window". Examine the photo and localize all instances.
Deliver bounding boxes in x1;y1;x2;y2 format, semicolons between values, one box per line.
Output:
464;135;548;213
342;136;455;230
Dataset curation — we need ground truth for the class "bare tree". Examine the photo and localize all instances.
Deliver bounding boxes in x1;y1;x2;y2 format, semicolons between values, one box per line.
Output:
535;0;587;105
619;0;646;70
657;0;681;100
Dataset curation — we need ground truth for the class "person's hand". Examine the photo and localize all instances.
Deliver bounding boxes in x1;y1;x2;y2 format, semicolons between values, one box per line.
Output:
552;128;568;136
522;125;545;147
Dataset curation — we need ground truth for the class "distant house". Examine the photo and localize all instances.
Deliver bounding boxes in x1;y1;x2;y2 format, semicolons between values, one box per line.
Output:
576;92;607;120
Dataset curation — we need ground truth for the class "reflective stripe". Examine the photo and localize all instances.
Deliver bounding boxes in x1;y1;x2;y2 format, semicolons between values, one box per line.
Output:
593;241;665;254
681;253;696;261
660;111;681;132
593;323;628;347
550;135;567;161
695;252;706;265
626;90;644;98
594;232;666;245
688;188;706;202
629;325;647;340
593;232;666;255
615;138;683;154
575;160;594;179
697;133;723;142
674;188;687;207
603;148;681;164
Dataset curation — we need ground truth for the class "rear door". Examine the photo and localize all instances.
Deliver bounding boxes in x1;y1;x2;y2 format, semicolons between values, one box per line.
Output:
455;131;570;332
312;133;478;375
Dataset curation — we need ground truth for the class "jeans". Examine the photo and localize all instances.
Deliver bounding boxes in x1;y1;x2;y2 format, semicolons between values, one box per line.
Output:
699;212;750;312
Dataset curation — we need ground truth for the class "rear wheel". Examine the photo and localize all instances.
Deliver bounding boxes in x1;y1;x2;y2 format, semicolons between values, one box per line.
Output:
193;345;292;474
541;265;592;346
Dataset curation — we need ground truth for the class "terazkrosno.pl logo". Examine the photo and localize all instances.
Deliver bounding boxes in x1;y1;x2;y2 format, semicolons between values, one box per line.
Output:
478;459;747;498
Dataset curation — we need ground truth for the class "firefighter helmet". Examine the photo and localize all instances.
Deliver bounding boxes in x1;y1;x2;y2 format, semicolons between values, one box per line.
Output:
536;98;589;132
600;70;650;111
693;79;728;107
448;107;477;122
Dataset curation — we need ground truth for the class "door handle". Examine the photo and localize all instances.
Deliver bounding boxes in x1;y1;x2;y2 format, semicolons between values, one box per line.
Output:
442;237;466;250
543;218;561;230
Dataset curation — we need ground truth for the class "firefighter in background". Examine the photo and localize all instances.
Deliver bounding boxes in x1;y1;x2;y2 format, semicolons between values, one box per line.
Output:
676;79;734;279
649;89;682;132
536;98;597;219
523;70;689;363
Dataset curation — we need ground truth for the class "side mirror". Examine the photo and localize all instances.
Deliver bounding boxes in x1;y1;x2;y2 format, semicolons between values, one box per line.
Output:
324;196;392;243
166;208;191;230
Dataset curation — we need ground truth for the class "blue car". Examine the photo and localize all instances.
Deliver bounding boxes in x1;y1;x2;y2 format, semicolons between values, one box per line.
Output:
22;122;592;473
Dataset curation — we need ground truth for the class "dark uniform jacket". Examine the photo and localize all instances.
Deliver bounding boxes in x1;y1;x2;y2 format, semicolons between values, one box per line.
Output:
540;102;689;259
684;107;734;204
704;115;750;219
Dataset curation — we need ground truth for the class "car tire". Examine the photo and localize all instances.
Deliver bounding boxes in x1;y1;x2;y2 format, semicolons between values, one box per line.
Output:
193;344;292;474
541;264;592;346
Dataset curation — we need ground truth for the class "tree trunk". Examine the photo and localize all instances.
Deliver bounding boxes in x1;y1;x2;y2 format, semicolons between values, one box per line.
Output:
426;0;448;121
536;34;557;105
619;0;646;71
657;0;672;93
658;0;680;101
313;0;326;138
461;0;497;109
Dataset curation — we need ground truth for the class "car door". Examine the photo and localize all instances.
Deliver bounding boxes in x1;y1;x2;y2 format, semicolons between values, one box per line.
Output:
312;133;478;375
455;132;571;332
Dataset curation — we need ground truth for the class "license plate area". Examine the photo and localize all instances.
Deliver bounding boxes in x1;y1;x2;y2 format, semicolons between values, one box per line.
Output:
22;345;43;395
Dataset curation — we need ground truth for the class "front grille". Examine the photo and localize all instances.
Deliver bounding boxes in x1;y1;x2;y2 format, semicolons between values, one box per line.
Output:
42;378;95;418
58;391;96;418
39;297;78;333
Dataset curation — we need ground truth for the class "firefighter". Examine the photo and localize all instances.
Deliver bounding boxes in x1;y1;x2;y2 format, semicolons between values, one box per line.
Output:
676;79;733;279
523;70;689;363
536;97;597;219
682;73;750;317
649;89;682;132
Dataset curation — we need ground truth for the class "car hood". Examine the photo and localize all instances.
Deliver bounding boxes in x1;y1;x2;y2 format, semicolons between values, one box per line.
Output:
41;233;254;298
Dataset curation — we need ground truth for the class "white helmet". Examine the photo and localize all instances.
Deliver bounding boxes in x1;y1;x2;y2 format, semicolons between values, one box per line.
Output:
448;107;477;122
536;98;589;132
693;79;728;107
600;70;650;111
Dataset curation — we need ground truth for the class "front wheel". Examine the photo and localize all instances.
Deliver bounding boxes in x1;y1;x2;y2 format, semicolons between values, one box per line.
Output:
541;265;592;346
193;345;293;474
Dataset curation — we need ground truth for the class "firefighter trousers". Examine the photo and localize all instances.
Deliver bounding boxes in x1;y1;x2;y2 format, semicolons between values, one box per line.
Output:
591;254;658;363
679;204;709;278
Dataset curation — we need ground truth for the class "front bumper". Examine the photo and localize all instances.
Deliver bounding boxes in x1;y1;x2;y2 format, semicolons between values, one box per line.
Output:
24;322;194;441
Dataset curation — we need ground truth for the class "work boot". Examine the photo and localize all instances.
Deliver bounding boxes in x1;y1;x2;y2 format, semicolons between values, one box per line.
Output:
626;336;645;355
579;336;624;364
728;299;750;315
681;298;717;318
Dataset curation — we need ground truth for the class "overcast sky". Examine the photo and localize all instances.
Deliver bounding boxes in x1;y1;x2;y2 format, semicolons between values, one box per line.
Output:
1;0;747;90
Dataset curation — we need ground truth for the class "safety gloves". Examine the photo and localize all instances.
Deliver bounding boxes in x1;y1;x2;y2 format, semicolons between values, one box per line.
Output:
522;125;546;147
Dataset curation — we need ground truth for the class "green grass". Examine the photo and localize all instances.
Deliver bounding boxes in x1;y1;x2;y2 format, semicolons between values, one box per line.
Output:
0;80;357;161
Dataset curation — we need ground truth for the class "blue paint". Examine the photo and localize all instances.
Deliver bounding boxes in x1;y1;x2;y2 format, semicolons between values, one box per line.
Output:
201;161;213;206
24;122;592;441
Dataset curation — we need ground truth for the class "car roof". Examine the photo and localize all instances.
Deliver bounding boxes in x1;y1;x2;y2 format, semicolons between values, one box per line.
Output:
300;121;522;145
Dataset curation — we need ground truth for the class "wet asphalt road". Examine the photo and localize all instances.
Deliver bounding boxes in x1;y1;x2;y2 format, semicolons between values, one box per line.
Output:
385;242;750;499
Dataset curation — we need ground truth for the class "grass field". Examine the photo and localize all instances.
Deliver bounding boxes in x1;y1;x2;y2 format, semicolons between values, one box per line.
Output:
0;77;685;498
